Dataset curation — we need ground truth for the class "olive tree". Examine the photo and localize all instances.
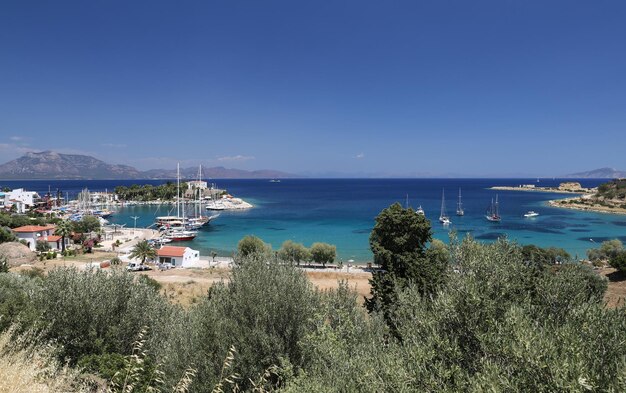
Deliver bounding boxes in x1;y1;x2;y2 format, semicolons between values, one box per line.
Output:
310;242;336;267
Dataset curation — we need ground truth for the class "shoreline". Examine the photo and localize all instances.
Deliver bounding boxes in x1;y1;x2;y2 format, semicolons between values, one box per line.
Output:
547;197;626;216
488;186;589;194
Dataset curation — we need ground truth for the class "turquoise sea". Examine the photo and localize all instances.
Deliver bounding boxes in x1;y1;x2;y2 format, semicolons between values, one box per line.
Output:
2;178;624;262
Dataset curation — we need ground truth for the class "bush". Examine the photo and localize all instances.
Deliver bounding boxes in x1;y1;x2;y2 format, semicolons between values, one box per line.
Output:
0;273;40;332
158;257;319;391
587;239;623;262
286;238;625;392
35;240;50;253
609;251;626;273
31;268;175;364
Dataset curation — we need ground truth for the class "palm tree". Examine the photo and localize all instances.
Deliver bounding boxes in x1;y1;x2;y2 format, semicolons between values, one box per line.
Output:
129;240;157;265
55;219;73;253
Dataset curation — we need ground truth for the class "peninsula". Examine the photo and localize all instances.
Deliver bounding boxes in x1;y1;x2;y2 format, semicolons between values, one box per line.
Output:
489;182;593;194
548;179;626;215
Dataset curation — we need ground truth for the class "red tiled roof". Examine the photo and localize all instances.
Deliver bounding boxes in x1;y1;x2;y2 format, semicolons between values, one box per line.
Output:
46;235;62;242
157;246;187;257
12;225;52;233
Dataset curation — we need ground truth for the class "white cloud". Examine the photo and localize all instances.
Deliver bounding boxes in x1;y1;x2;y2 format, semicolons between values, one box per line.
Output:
354;152;365;159
9;136;24;141
217;155;255;162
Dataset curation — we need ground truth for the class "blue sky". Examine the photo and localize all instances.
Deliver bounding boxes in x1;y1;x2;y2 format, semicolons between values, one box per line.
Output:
1;1;625;177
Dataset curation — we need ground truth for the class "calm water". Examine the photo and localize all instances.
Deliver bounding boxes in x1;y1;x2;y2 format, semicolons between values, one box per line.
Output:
2;178;624;262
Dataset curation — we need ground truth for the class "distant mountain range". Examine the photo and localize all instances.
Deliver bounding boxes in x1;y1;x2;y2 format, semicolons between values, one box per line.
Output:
563;167;626;179
0;151;296;180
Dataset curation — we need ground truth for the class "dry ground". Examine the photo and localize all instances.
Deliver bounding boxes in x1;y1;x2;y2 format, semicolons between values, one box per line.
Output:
599;267;626;308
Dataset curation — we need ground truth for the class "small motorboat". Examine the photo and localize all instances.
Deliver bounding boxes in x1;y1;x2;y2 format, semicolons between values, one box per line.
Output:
524;211;539;218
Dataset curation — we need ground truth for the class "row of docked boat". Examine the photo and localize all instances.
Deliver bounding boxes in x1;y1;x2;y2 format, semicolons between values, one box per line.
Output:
437;189;540;225
153;164;220;242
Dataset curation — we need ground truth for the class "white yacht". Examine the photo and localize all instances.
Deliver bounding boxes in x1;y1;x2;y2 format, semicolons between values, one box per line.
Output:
416;205;425;215
524;211;539;218
439;189;451;225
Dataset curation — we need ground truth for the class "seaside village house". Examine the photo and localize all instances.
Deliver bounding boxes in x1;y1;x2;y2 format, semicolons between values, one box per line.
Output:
2;188;41;213
12;225;68;251
157;246;200;268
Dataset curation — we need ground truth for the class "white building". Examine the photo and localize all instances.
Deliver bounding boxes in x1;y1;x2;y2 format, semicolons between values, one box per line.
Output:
12;225;57;251
187;180;208;190
3;189;41;213
157;246;200;268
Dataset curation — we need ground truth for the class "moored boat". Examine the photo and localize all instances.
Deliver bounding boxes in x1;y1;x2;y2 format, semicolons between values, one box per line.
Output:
486;195;501;222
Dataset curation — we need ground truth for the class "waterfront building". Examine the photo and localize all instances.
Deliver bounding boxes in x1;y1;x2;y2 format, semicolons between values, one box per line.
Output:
157;245;200;267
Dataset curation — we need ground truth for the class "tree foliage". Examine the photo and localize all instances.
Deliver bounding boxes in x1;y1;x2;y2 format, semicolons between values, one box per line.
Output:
237;235;271;258
277;240;310;265
73;215;101;234
309;242;336;267
54;219;73;253
609;251;626;273
129;240;157;265
366;203;446;324
587;239;624;262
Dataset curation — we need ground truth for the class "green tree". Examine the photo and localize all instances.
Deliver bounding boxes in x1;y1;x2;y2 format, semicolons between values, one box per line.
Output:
129;240;156;265
54;219;73;253
74;215;101;234
587;239;623;262
366;203;444;321
310;242;336;267
278;240;310;265
237;235;271;258
0;227;16;244
609;251;626;273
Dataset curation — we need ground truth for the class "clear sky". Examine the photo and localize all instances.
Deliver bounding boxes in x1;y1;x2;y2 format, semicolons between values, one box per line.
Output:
1;1;625;177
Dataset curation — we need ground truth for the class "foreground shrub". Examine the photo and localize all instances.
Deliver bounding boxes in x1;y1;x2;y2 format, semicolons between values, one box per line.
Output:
32;268;175;365
285;238;625;392
158;256;320;391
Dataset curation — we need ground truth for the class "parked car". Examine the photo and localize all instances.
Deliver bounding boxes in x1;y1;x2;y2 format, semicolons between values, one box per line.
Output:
126;262;151;272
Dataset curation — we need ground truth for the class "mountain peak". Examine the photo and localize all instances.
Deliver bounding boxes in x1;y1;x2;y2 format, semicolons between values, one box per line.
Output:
0;151;297;180
564;167;626;178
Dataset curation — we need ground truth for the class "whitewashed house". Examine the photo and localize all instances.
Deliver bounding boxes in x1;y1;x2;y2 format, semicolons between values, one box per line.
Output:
4;189;41;213
157;246;200;268
12;225;57;251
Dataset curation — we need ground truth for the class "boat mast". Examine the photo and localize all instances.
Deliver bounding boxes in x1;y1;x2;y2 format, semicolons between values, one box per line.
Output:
457;188;463;213
176;163;180;218
440;189;446;219
495;194;499;217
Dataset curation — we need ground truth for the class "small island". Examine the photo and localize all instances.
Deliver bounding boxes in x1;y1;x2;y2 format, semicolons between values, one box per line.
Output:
548;179;626;215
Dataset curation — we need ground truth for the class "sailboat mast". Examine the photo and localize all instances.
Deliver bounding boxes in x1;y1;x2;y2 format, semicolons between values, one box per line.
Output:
441;189;446;217
177;163;180;218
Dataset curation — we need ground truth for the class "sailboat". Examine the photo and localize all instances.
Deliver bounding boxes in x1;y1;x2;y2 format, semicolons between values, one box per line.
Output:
485;194;501;222
187;165;220;229
162;163;198;241
456;188;464;216
439;189;451;225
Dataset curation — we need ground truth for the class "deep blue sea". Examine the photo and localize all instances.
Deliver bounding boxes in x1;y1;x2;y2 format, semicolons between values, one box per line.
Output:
2;178;624;262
